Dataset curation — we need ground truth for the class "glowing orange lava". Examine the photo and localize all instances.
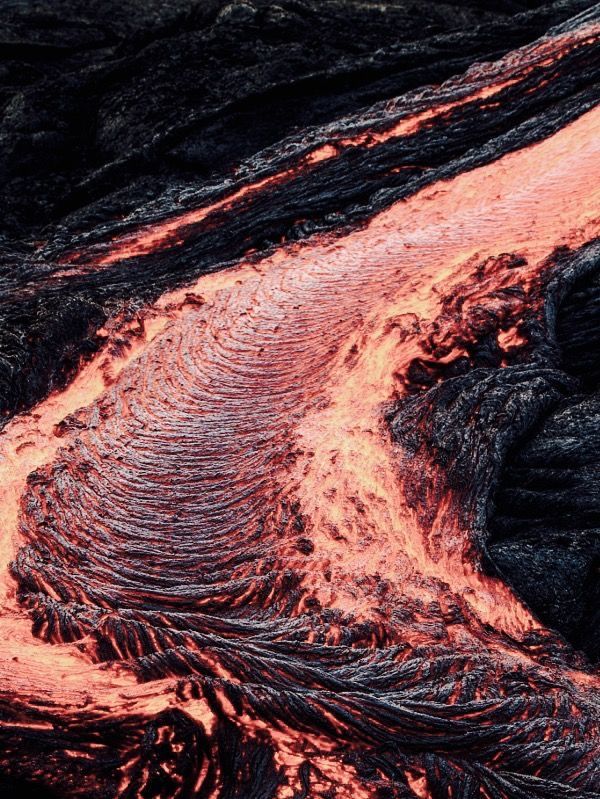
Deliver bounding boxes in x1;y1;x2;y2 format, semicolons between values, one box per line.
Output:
1;29;599;798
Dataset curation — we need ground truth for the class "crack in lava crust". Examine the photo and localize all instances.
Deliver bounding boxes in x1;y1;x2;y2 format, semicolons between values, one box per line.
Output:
2;35;600;799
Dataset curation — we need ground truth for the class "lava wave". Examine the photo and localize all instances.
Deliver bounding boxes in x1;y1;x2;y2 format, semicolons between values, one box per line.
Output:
0;3;599;798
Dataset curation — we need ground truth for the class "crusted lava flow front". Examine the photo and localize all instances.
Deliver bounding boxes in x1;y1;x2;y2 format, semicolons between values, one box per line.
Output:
1;8;600;799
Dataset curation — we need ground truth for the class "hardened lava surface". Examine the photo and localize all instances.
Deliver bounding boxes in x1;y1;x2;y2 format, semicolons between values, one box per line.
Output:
0;2;600;798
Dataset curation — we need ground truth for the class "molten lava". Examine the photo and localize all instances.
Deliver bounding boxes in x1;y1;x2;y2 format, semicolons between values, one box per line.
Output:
0;5;599;799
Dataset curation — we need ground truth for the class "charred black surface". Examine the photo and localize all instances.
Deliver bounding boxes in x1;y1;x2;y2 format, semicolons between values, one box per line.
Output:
488;395;600;659
557;265;600;388
0;777;61;799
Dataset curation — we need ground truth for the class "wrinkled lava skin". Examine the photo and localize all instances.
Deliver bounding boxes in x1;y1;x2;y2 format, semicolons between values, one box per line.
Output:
0;2;600;798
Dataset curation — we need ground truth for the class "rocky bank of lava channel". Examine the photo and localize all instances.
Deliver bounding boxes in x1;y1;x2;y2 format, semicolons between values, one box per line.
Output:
0;2;599;798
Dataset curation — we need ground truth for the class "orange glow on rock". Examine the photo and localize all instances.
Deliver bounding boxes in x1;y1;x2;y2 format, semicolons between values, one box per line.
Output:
53;22;598;275
2;19;600;797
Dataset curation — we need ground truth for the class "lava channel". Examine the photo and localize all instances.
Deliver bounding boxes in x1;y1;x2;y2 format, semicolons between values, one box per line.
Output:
0;9;599;799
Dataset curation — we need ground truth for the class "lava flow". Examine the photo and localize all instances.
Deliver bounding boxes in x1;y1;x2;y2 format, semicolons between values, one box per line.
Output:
1;3;600;799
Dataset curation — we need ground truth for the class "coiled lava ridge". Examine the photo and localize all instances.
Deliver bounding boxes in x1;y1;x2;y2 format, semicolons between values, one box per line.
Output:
0;4;600;799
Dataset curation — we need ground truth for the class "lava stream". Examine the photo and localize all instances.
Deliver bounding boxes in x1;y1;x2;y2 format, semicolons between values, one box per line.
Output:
0;12;599;799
